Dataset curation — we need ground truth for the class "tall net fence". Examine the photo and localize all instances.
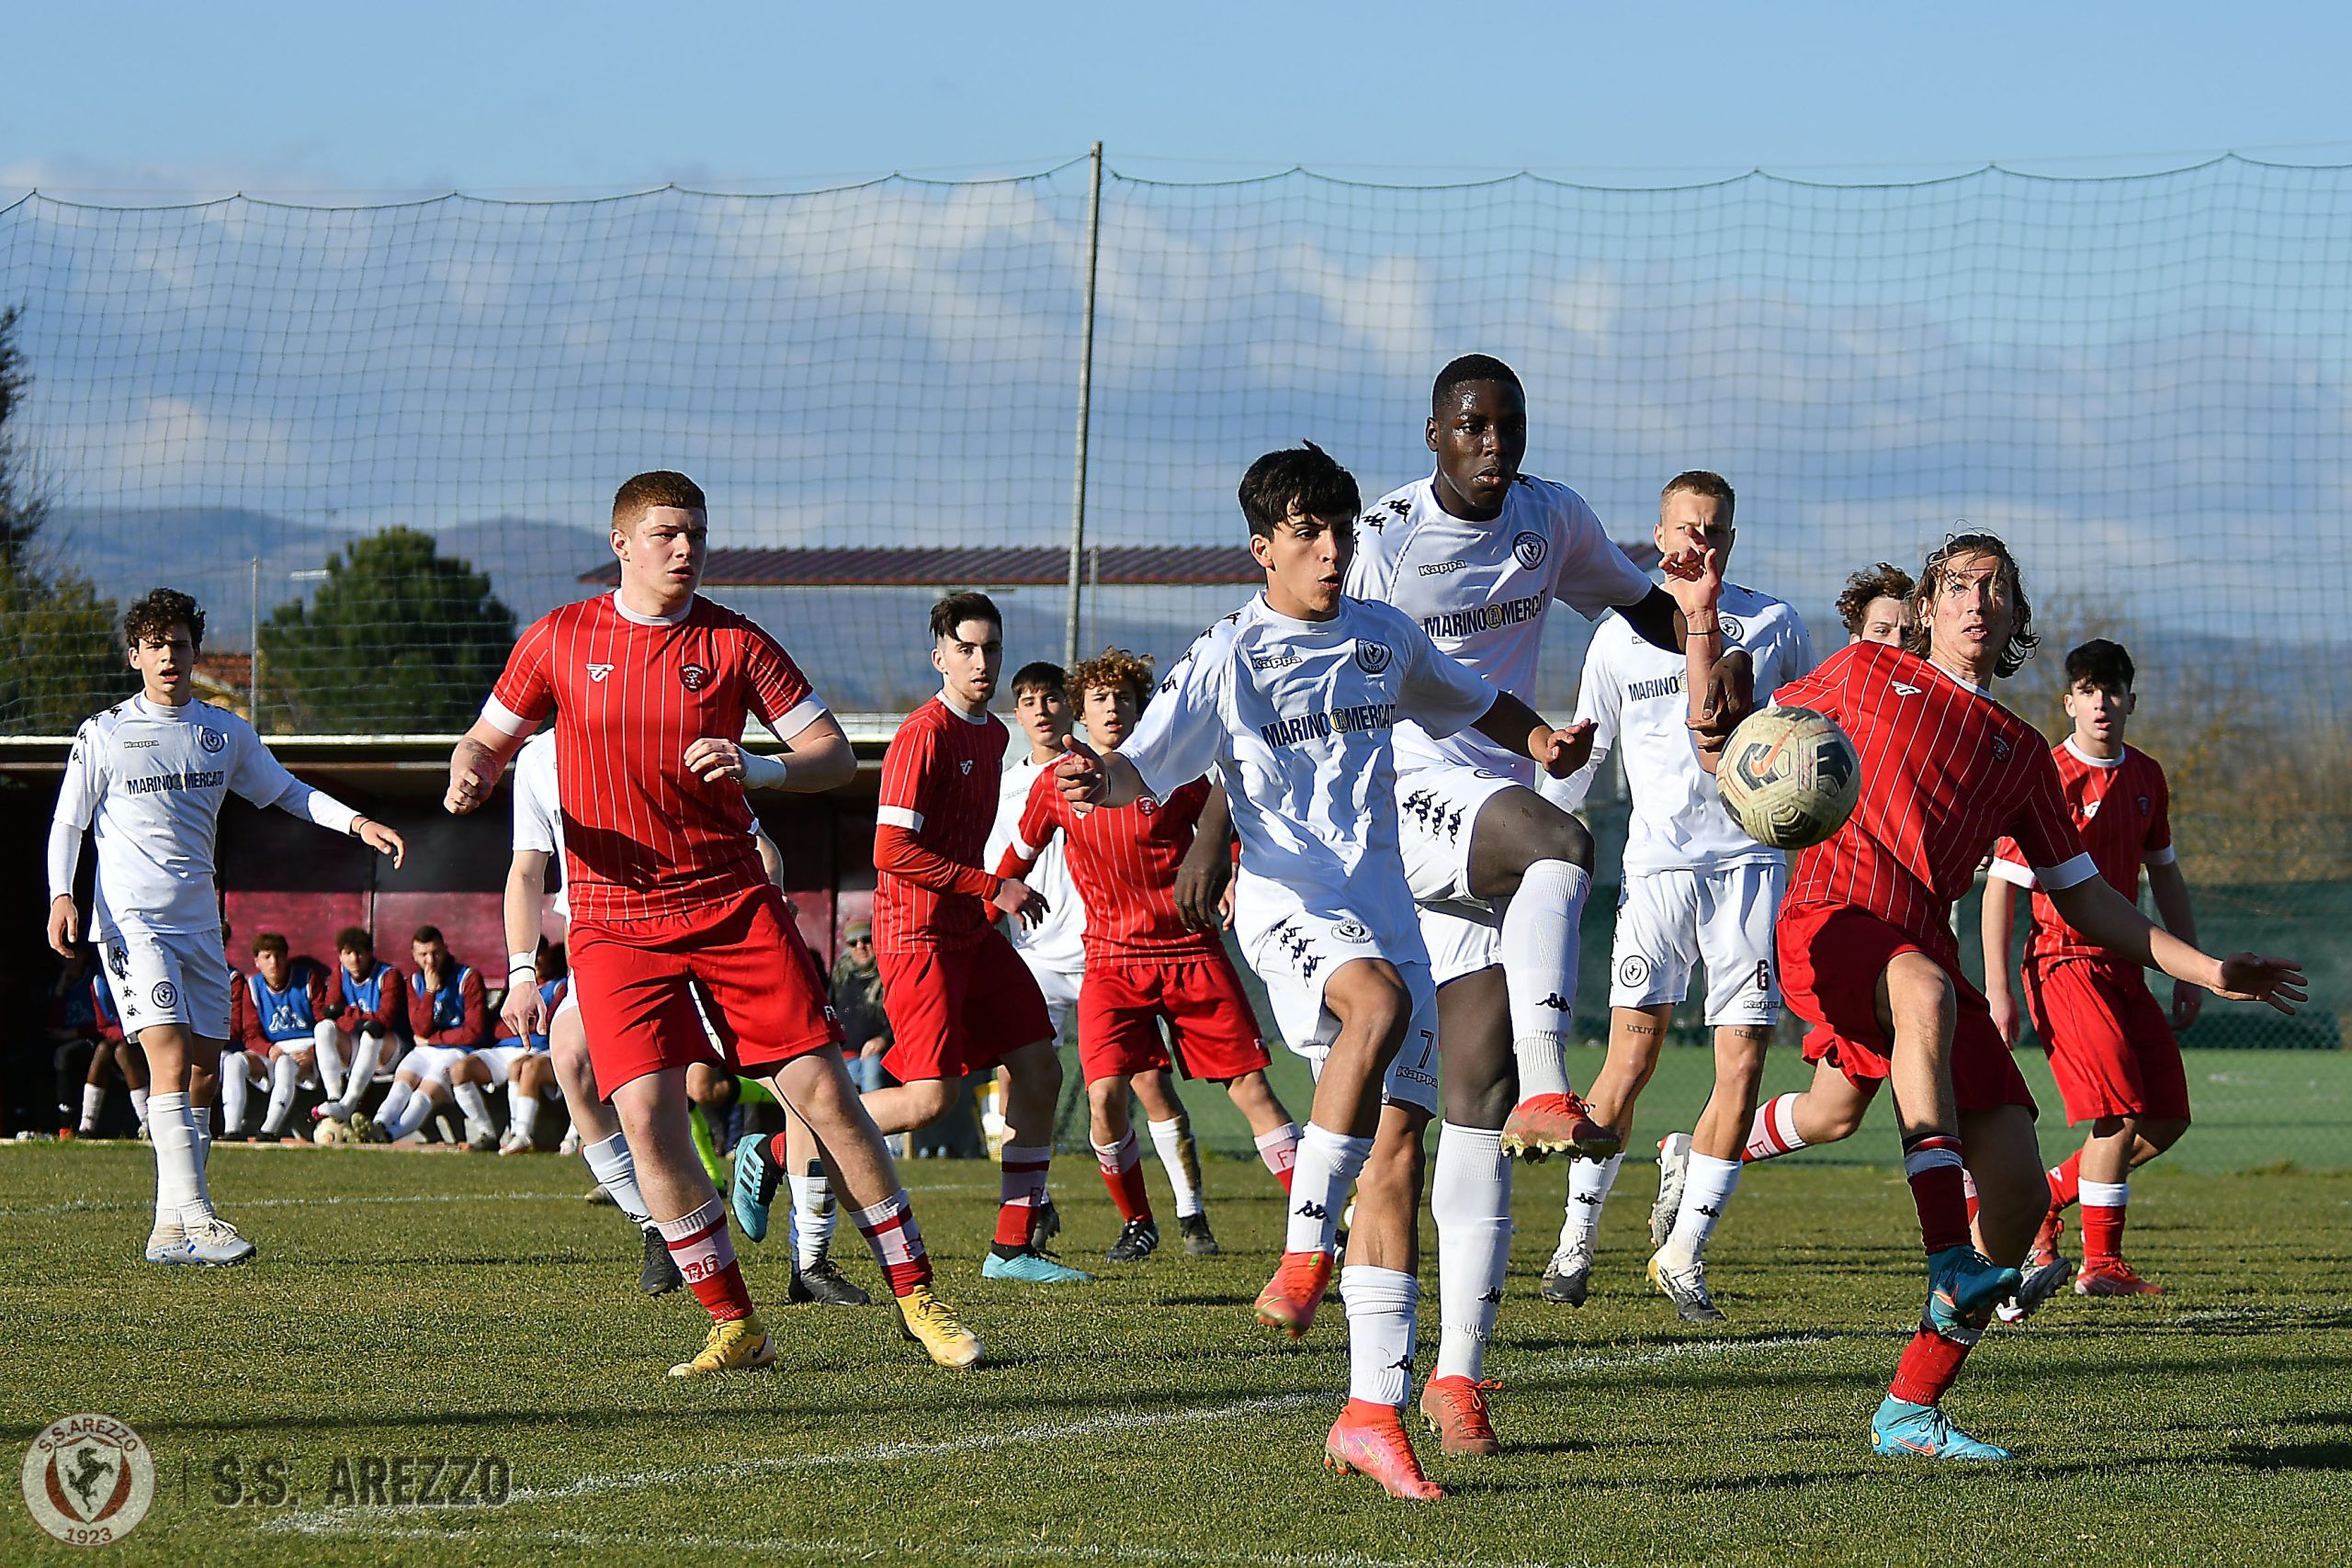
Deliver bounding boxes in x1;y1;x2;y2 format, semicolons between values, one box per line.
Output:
2;156;2346;1082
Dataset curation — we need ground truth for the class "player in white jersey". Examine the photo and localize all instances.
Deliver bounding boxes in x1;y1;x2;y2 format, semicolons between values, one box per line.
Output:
45;589;405;1265
1342;356;1751;1455
1540;472;1816;1321
1060;444;1589;1501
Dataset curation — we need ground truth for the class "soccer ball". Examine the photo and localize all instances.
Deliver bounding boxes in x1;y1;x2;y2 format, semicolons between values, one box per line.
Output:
312;1117;351;1147
1716;706;1860;850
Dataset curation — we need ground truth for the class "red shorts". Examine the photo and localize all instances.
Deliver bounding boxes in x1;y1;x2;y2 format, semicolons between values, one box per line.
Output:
879;925;1053;1083
568;885;842;1097
2024;955;2190;1123
1778;904;2035;1115
1077;949;1272;1085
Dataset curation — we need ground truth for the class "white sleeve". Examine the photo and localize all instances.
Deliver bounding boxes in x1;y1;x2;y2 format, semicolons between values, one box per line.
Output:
46;818;84;905
1768;610;1821;700
1986;856;2037;889
1548;634;1619;812
2032;852;2100;892
1341;510;1396;604
511;746;559;855
52;721;103;832
1394;612;1498;740
1548;488;1655;620
1121;637;1229;803
230;722;361;835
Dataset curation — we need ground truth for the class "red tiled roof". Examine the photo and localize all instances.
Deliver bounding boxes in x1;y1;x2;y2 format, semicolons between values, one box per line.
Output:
580;546;1255;589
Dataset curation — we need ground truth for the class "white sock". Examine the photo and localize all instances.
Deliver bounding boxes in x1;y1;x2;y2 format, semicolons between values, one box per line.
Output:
385;1089;438;1142
1146;1116;1205;1219
79;1082;105;1133
1285;1123;1373;1255
451;1080;492;1129
375;1077;413;1129
314;1022;347;1100
510;1091;542;1144
1743;1091;1809;1161
221;1056;251;1134
1561;1151;1623;1250
582;1133;652;1226
192;1106;212;1173
261;1054;300;1134
1662;1153;1742;1266
1253;1122;1301;1188
2080;1179;2128;1208
1431;1122;1511;1382
130;1087;150;1127
338;1032;382;1112
1496;859;1589;1100
148;1091;212;1226
1341;1265;1419;1408
790;1167;837;1269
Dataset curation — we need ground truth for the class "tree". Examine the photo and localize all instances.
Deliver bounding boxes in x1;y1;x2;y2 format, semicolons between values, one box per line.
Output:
258;527;516;733
0;304;123;733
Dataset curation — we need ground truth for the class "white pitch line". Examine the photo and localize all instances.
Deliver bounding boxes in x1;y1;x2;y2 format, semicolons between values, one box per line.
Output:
0;1190;579;1218
1511;1330;1840;1381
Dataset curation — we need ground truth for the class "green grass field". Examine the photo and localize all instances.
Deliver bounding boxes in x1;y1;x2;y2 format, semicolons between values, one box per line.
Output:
5;1126;2348;1566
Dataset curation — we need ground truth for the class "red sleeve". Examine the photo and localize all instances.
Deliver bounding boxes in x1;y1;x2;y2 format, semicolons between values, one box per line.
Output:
457;970;489;1046
1767;642;1852;716
326;970;356;1030
404;974;431;1040
235;978;266;1052
877;826;1001;900
996;767;1064;880
368;966;402;1032
875;716;999;898
2143;758;2173;854
488;615;559;728
742;622;820;734
876;716;938;828
2006;743;2087;872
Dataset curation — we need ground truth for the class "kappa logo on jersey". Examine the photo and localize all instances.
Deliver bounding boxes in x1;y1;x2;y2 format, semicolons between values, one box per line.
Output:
151;980;177;1011
1417;559;1467;576
1250;652;1302;671
1352;640;1393;674
1332;920;1371;942
678;662;710;691
586;663;614;682
1892;681;1922;696
107;945;130;981
1512;531;1546;570
1991;735;2012;761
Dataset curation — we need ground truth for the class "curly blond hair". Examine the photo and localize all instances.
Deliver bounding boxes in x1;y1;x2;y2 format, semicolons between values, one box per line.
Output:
1067;647;1156;709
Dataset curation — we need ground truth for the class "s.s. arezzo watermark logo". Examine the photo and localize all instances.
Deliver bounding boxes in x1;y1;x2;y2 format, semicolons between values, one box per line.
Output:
22;1413;153;1546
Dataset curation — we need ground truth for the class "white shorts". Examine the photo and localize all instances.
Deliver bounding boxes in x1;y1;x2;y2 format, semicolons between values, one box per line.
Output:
98;926;232;1042
1022;956;1083;1046
402;1043;474;1086
554;987;581;1024
479;1042;545;1086
1418;903;1501;989
1248;912;1440;1115
1609;861;1786;1026
1396;766;1520;908
263;1038;322;1089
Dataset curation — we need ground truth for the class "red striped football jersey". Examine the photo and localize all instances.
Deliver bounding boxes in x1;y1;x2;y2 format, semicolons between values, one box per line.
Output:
1992;740;2173;966
999;772;1218;963
874;697;1008;953
485;592;822;926
1773;640;2089;961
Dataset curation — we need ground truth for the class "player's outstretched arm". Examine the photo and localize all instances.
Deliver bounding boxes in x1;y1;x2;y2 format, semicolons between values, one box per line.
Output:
447;718;525;816
684;713;856;794
2145;857;2205;1030
1057;732;1144;811
1470;690;1595;780
2048;875;2306;1013
1979;876;2026;1046
1172;780;1235;933
500;847;551;1041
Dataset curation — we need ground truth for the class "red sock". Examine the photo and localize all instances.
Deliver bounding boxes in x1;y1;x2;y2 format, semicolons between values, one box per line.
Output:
1255;1122;1301;1193
995;1143;1049;1251
657;1199;754;1322
1887;1329;1973;1406
2046;1151;2082;1213
2078;1181;2127;1266
1902;1134;1971;1254
852;1188;934;1297
1962;1168;1980;1229
1093;1132;1153;1223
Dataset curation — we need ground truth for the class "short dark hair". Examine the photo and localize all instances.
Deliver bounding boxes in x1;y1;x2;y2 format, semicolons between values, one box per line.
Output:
1068;648;1155;708
2064;637;2135;693
930;591;1001;641
334;927;374;957
1009;660;1065;699
410;925;446;947
1661;469;1735;526
122;588;205;652
537;939;569;981
612;470;706;528
1238;442;1361;538
1431;354;1522;413
250;931;288;958
1837;562;1916;637
1908;532;2040;680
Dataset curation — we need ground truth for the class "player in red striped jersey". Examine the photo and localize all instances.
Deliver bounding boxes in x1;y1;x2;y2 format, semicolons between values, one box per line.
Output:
445;470;980;1375
1981;639;2199;1297
860;592;1091;1285
1691;534;2301;1460
996;648;1304;1263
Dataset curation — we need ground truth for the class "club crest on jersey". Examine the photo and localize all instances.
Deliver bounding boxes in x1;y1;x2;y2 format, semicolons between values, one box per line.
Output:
1991;735;2012;761
1332;920;1371;942
2082;799;2101;819
958;759;973;775
1892;681;1922;696
1618;953;1653;989
2136;793;2152;816
198;728;226;754
678;662;710;692
1352;640;1393;674
1136;795;1159;816
1512;531;1546;570
151;981;176;1011
1719;615;1744;643
587;663;614;683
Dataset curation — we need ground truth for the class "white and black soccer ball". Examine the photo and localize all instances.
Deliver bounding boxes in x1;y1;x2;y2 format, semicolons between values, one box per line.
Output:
1716;705;1860;850
312;1117;351;1147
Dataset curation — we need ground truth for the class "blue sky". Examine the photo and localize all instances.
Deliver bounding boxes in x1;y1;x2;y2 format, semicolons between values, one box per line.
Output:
6;2;2351;195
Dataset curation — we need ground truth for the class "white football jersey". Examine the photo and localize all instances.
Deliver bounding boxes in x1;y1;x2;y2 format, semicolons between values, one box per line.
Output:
50;694;358;941
1553;583;1818;874
1346;474;1652;779
987;752;1087;974
1120;592;1496;962
511;732;570;920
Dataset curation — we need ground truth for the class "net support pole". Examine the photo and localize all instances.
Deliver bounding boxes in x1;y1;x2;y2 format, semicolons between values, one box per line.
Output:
249;556;261;723
1063;141;1104;671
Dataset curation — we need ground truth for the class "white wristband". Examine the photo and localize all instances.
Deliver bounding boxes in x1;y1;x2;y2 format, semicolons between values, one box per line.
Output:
739;750;789;788
509;953;537;978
